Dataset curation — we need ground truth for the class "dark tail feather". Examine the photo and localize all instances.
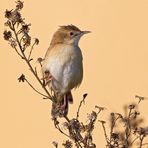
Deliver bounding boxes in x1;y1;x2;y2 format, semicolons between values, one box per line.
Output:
66;91;73;104
51;91;73;118
60;91;73;116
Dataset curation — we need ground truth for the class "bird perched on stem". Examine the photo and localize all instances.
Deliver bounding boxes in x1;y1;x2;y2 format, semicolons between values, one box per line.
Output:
42;25;90;117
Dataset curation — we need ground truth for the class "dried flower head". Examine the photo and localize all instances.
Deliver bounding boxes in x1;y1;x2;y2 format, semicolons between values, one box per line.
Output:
37;57;44;63
34;38;39;45
110;112;115;117
62;122;69;129
95;105;106;111
98;120;106;124
128;104;135;110
3;30;12;40
5;9;13;19
22;34;31;47
135;95;148;104
137;127;148;136
9;39;17;48
21;24;31;32
7;9;23;24
87;111;97;122
111;133;119;140
62;140;72;148
52;141;58;148
69;119;80;131
16;0;24;10
18;74;25;82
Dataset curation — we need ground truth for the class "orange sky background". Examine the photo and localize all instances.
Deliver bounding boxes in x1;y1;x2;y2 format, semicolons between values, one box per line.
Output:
0;0;148;147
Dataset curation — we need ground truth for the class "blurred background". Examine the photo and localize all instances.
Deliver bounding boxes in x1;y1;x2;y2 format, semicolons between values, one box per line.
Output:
0;0;148;147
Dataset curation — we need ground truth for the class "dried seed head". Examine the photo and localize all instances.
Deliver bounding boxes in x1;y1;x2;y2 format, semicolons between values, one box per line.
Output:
62;140;72;148
34;38;39;45
16;0;24;10
111;133;119;140
52;141;58;147
137;127;148;136
62;122;69;129
128;104;135;110
9;39;17;48
37;57;44;63
21;24;31;32
18;74;25;82
5;9;13;19
3;30;12;40
98;120;106;124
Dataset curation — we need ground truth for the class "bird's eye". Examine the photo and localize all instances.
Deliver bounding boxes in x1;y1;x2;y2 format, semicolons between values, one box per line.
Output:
70;32;74;36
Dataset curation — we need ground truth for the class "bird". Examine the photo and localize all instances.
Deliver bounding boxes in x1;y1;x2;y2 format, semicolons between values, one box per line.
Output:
42;25;90;117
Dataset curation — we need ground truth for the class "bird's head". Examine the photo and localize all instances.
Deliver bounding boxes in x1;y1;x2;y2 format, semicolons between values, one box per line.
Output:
50;25;90;46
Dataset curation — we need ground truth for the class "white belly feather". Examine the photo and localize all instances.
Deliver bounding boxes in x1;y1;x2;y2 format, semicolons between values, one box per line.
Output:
42;44;83;94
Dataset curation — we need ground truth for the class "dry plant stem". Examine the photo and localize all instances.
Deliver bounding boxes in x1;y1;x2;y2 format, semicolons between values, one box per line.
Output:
125;108;132;146
54;124;70;139
142;143;148;146
130;136;139;146
12;24;53;101
139;135;145;148
14;46;24;58
54;123;83;148
76;95;86;119
100;122;109;146
64;116;70;122
28;41;35;60
109;116;117;145
25;78;49;98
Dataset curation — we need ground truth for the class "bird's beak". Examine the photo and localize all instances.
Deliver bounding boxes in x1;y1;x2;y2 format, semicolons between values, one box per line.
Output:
81;31;91;35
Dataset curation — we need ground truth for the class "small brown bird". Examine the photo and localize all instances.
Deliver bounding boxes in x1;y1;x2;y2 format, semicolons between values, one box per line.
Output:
42;25;90;117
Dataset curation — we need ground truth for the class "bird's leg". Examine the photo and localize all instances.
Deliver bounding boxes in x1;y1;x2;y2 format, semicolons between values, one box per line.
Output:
60;95;67;109
56;94;68;114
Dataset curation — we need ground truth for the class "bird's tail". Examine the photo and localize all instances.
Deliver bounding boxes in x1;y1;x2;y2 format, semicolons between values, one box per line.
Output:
61;91;73;116
66;91;73;104
51;91;73;118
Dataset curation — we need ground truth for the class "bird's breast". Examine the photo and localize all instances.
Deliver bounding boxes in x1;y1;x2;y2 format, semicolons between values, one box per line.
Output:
43;44;83;92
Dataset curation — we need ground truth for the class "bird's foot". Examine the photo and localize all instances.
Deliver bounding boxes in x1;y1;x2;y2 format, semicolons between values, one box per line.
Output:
41;70;53;86
56;96;67;115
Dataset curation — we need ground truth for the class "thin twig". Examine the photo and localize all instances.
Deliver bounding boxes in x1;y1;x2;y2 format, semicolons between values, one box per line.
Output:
28;41;36;60
142;142;148;146
99;121;109;146
139;135;145;148
125;108;132;146
25;78;50;99
14;46;23;59
130;136;139;146
64;116;70;123
12;24;53;101
55;124;70;139
76;94;87;119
